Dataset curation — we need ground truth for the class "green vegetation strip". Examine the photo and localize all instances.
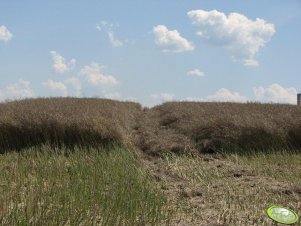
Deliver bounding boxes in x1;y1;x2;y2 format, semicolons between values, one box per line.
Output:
0;145;170;225
235;149;301;186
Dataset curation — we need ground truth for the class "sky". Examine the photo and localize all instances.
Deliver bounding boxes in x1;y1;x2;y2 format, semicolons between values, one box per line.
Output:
0;0;301;107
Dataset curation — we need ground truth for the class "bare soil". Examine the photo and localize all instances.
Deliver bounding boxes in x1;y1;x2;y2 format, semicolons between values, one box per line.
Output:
136;149;301;225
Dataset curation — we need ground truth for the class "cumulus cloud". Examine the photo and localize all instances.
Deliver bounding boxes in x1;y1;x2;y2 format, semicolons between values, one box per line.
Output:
103;92;122;100
0;79;34;101
50;51;76;74
186;88;247;103
65;77;81;96
42;79;68;96
153;25;195;52
187;9;275;66
185;97;203;102
124;96;138;102
151;93;175;102
253;83;297;104
0;25;13;42
185;84;297;104
96;20;123;47
187;69;205;77
80;63;119;86
107;31;123;47
100;92;138;103
207;88;248;102
253;87;265;99
96;20;114;31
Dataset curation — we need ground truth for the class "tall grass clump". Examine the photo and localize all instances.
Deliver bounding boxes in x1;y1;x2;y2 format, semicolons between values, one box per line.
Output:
0;97;142;153
0;144;171;225
232;149;301;187
1;98;301;156
134;101;301;155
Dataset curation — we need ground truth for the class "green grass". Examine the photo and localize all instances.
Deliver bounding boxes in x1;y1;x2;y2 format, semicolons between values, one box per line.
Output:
1;142;301;225
0;144;171;226
233;149;301;186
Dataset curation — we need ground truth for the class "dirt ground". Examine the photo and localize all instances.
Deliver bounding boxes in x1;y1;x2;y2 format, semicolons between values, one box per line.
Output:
137;150;301;226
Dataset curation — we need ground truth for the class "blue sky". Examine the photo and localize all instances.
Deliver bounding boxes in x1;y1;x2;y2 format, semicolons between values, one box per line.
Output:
0;0;300;107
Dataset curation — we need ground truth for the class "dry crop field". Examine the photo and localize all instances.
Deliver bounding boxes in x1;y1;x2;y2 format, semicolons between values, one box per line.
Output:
0;97;301;225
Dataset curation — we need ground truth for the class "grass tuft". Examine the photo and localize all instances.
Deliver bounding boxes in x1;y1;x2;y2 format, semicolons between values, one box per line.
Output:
0;144;171;225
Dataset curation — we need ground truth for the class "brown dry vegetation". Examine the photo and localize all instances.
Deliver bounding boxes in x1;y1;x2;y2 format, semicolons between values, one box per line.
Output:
133;101;301;156
0;97;142;153
1;98;301;155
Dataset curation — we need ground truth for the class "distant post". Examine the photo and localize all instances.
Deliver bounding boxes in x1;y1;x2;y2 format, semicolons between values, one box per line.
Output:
298;93;301;105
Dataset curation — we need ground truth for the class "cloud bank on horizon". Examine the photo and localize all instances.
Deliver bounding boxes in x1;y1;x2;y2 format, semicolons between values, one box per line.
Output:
0;79;34;101
0;3;299;106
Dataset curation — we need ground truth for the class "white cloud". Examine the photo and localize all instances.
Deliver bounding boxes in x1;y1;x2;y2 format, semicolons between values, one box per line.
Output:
96;20;114;31
253;87;265;99
65;77;81;96
187;69;205;77
103;92;122;100
0;25;13;42
185;97;204;102
244;59;259;67
0;79;34;101
185;84;297;104
207;88;248;102
80;63;119;86
100;90;138;102
253;83;297;104
124;96;138;102
187;9;275;66
151;93;175;102
50;51;76;73
96;20;123;48
185;88;247;103
153;25;195;52
100;92;138;103
107;31;123;47
42;79;68;96
160;93;175;101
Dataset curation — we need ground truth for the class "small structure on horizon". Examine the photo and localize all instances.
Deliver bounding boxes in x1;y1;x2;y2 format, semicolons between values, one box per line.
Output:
298;93;301;105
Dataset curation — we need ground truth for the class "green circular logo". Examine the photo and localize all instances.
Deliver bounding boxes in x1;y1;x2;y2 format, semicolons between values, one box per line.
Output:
267;206;299;225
